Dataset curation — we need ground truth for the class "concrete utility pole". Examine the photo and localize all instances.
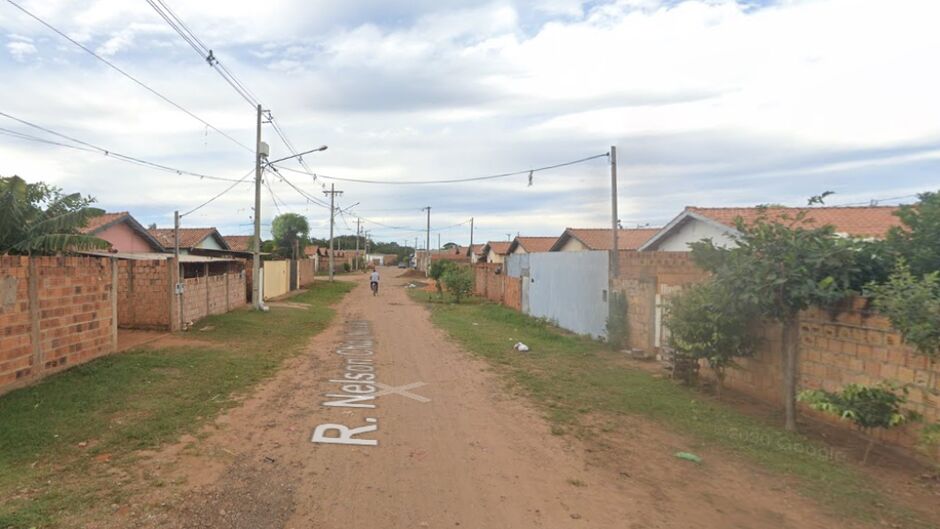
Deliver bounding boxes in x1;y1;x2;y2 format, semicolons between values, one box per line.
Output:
355;217;361;271
610;145;619;277
252;104;264;310
324;183;343;282
469;217;474;257
174;210;182;328
438;233;441;252
414;236;418;268
422;206;431;276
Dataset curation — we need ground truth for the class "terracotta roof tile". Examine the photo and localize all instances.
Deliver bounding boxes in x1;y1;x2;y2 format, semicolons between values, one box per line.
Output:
562;228;660;250
513;236;558;253
223;235;253;252
80;212;128;234
149;228;220;249
484;241;511;255
687;206;902;238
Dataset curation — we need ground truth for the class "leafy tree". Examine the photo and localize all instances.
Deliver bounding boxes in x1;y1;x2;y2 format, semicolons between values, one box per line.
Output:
799;383;918;463
867;261;940;360
271;213;310;259
665;281;758;397
0;175;108;255
442;265;473;303
429;259;456;298
884;191;940;277
691;207;860;431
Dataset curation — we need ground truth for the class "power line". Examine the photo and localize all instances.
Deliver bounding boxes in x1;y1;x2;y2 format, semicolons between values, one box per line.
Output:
180;167;254;217
272;153;610;185
0;110;250;183
5;0;254;155
144;0;260;108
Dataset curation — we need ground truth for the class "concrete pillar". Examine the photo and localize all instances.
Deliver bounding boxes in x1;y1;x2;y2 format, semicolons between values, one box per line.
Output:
110;257;118;352
28;257;41;377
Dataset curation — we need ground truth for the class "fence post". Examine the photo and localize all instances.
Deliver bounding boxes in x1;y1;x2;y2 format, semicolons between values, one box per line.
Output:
27;257;41;378
110;257;118;352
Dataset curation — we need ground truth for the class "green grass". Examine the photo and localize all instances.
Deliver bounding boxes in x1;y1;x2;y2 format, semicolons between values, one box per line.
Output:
0;280;355;529
412;292;932;528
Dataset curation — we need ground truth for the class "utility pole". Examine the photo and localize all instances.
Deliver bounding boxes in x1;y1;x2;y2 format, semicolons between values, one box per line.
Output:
355;217;361;271
438;233;441;252
469;217;474;250
414;236;418;268
174;210;181;329
323;184;343;282
252;104;263;310
422;206;431;276
610;145;619;277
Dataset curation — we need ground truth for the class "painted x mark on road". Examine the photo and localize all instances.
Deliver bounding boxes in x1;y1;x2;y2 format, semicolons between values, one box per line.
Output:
373;382;430;403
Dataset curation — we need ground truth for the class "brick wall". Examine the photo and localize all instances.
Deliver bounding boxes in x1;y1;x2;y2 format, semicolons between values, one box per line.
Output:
0;256;115;394
718;300;940;453
473;264;521;308
614;251;709;351
298;259;316;286
117;259;171;329
180;264;246;325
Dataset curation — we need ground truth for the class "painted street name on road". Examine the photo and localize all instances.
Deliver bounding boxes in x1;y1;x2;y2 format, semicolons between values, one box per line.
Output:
311;320;380;446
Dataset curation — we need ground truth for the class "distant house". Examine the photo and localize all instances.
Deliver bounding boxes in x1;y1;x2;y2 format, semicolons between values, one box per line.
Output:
466;244;486;264
549;228;660;252
148;227;231;255
481;241;511;264
507;236;557;255
223;235;254;252
80;211;165;253
639;206;903;252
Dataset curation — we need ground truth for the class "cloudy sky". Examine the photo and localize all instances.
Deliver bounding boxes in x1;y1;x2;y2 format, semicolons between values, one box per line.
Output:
1;0;939;247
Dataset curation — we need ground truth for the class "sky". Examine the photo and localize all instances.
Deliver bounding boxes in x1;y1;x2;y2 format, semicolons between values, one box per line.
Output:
1;0;939;248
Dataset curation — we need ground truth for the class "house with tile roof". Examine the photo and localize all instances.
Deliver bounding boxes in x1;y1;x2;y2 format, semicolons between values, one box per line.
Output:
549;228;660;252
79;211;165;252
148;227;230;254
466;243;486;264
223;235;254;252
507;236;558;255
639;206;902;252
481;241;512;264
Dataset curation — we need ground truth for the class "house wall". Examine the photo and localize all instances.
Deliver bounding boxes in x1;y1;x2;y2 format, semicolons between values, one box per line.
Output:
652;218;736;251
117;259;171;329
196;236;225;250
97;222;157;252
263;260;290;299
486;251;506;264
0;256;115;395
555;237;587;252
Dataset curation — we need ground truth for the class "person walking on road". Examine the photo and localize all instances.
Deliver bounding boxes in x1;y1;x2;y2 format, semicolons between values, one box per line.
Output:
370;268;380;296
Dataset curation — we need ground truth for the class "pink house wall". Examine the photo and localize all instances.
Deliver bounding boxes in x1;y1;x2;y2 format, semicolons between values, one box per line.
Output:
96;222;157;253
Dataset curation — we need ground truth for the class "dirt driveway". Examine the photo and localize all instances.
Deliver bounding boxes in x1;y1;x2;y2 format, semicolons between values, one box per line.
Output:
106;269;869;529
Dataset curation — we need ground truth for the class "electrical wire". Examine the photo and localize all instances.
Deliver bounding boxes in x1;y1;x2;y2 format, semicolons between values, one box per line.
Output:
180;168;254;217
5;0;254;155
0;110;250;183
271;153;610;185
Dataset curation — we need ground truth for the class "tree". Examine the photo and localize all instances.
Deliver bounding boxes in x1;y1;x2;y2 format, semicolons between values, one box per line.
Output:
0;175;108;255
429;259;456;298
799;383;918;463
691;207;860;431
271;213;310;259
884;191;940;277
442;265;473;303
665;281;758;397
867;261;940;361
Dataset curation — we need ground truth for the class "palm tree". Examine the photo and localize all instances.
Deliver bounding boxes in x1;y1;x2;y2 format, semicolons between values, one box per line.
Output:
0;175;110;255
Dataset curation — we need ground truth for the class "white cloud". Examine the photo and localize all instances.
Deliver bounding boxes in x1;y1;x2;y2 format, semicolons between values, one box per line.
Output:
6;40;37;61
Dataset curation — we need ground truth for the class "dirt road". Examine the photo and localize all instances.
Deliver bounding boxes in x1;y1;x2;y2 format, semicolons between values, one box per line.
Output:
113;269;864;529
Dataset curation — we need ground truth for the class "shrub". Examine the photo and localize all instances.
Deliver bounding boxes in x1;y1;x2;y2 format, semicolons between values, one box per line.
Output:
429;260;457;298
342;262;351;273
442;266;473;303
665;281;757;395
606;291;629;351
799;383;918;463
867;261;940;361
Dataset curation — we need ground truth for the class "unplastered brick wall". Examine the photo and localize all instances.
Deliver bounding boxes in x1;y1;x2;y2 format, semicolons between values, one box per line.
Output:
0;255;115;394
181;265;246;325
117;259;171;329
298;259;316;286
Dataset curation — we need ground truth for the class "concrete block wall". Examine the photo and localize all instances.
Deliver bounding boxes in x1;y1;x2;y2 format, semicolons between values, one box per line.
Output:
0;256;115;395
117;259;171;329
